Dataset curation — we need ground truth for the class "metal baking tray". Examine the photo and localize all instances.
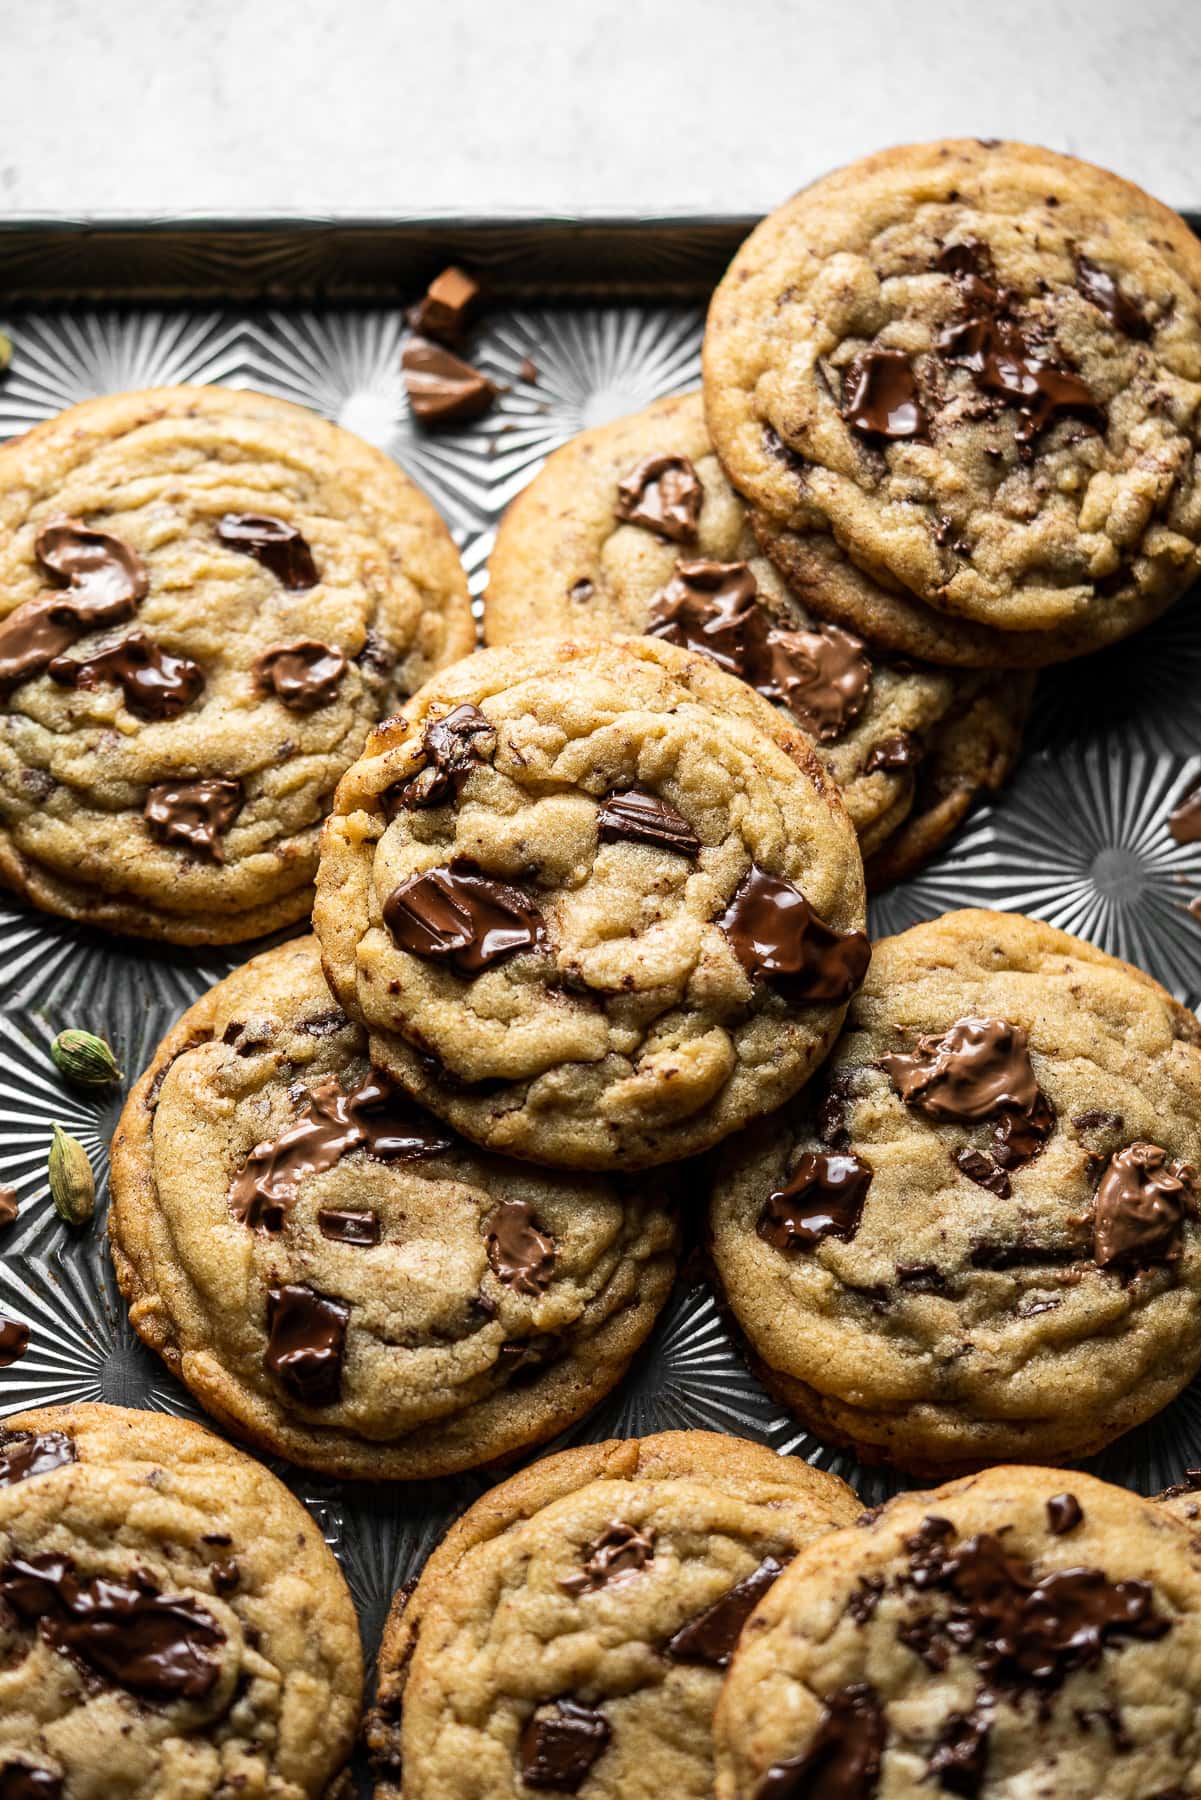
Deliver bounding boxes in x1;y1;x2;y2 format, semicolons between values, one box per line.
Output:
3;215;1201;1791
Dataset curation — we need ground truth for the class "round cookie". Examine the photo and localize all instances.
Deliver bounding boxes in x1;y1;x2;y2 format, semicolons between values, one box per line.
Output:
366;1429;860;1799
0;385;474;944
313;634;870;1170
0;1400;361;1798
713;1465;1201;1799
704;140;1201;666
109;935;679;1480
484;392;1032;873
709;907;1201;1475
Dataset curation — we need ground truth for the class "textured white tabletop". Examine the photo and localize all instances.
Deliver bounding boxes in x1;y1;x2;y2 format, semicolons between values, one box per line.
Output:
7;0;1200;219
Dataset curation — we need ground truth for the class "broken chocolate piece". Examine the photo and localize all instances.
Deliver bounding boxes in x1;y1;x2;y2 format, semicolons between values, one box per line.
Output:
264;1284;350;1408
406;266;480;344
615;454;703;543
388;704;497;811
217;513;317;590
402;336;495;424
253;639;346;711
485;1200;556;1296
756;1683;886;1800
384;862;547;975
144;777;243;861
520;1701;610;1793
0;1428;75;1488
666;1555;785;1667
758;1152;873;1250
718;866;870;1003
596;789;701;858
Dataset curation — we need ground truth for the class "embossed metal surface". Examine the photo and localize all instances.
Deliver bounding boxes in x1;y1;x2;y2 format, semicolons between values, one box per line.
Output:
1;241;1201;1790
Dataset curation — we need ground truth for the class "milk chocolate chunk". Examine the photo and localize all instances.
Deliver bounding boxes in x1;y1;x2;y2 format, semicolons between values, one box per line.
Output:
757;1683;886;1800
1046;1492;1083;1535
955;1146;1011;1198
1076;257;1151;339
596;789;701;858
0;1553;224;1701
485;1199;556;1295
718;866;871;1003
865;732;922;774
0;1319;29;1366
318;1208;381;1246
407;265;481;344
758;1152;873;1251
144;777;243;861
0;1185;17;1228
666;1555;785;1667
384;863;547;975
559;1522;655;1596
754;623;872;742
390;703;497;810
402;336;496;424
520;1700;611;1793
1169;781;1201;844
1093;1142;1194;1271
926;1710;990;1797
614;454;703;543
49;629;204;720
253;639;346;711
645;559;760;674
0;1768;63;1799
216;513;318;590
842;349;926;439
264;1284;350;1407
882;1018;1046;1137
0;520;149;686
0;1428;75;1488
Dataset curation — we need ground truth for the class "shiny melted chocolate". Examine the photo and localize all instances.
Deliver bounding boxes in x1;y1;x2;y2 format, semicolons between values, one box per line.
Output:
614;454;703;543
49;629;204;720
383;862;547;975
0;1428;76;1488
559;1522;655;1597
388;704;497;811
645;559;759;673
520;1700;611;1793
263;1284;350;1407
758;1152;873;1252
841;350;926;439
216;514;318;590
0;520;149;687
718;867;871;1004
252;639;346;711
144;777;243;861
0;1766;63;1799
665;1555;785;1667
596;789;701;857
485;1199;556;1295
1093;1141;1194;1271
756;1684;886;1800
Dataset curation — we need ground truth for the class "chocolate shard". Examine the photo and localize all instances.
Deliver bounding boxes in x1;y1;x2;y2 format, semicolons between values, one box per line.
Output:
383;862;547;976
0;1319;29;1367
520;1700;611;1793
614;454;703;543
717;865;871;1004
756;1683;886;1800
1093;1141;1195;1271
645;558;760;674
842;349;926;439
954;1146;1011;1197
485;1199;556;1296
665;1555;785;1667
144;777;243;862
253;639;346;711
402;336;496;424
1046;1492;1084;1535
49;628;205;720
596;789;701;858
216;513;318;590
388;704;497;811
865;732;922;774
1076;257;1151;339
0;519;149;687
406;265;481;345
758;1152;873;1251
0;1427;76;1488
559;1522;655;1596
264;1284;350;1408
317;1208;382;1246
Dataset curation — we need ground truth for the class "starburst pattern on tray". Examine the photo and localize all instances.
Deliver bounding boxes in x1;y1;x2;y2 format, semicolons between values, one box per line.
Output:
0;897;240;1013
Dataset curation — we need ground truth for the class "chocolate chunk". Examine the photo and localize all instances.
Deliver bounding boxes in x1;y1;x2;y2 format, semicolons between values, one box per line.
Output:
568;578;594;603
144;777;243;861
989;1093;1056;1169
209;1559;240;1596
318;1208;382;1246
842;349;926;439
614;454;703;543
955;1146;1011;1198
216;513;318;590
0;1552;224;1701
596;789;701;857
383;862;547;975
646;558;760;674
298;1008;350;1037
402;336;496;424
387;704;497;811
559;1522;655;1596
49;628;204;720
927;1709;991;1796
0;1768;63;1799
253;639;346;711
0;520;149;687
1093;1142;1194;1271
938;313;1102;450
0;1319;29;1366
666;1555;785;1667
1076;257;1150;339
752;623;873;743
847;1575;884;1624
498;1333;560;1379
717;865;871;1003
756;1683;886;1799
816;1069;856;1147
406;265;480;344
884;1018;1040;1122
485;1200;556;1295
1169;782;1201;844
865;732;922;774
1047;1493;1084;1535
0;1185;17;1229
264;1284;349;1407
231;1067;450;1231
758;1151;873;1251
520;1701;610;1793
0;1428;75;1488
1072;1109;1123;1133
896;1263;950;1295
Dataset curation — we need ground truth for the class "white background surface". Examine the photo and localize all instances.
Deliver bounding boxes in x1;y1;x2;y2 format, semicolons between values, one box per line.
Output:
5;0;1200;218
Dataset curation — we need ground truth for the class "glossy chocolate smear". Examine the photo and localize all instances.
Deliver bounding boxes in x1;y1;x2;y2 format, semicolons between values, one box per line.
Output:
384;862;547;975
756;1683;886;1800
939;314;1101;449
520;1700;610;1793
758;1151;873;1251
318;1207;381;1246
842;349;926;439
926;1710;990;1798
614;453;703;543
216;513;318;590
559;1522;655;1596
1076;257;1150;339
0;520;149;686
718;866;870;1004
485;1199;556;1295
1169;781;1201;844
231;1067;450;1232
1047;1493;1083;1535
390;703;497;810
752;622;872;743
144;777;243;861
645;559;760;674
0;1427;76;1488
0;1319;29;1367
0;1552;224;1701
1093;1141;1194;1271
49;628;204;720
666;1555;785;1667
865;733;922;774
596;788;701;857
402;336;496;424
0;1768;63;1800
264;1284;350;1407
253;639;346;711
883;1018;1040;1122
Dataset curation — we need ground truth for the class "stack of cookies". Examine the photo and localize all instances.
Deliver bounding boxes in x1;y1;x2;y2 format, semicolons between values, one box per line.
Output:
3;138;1201;1798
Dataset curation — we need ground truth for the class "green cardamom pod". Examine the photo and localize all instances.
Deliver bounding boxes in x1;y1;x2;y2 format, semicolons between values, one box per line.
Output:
50;1028;123;1088
48;1124;95;1229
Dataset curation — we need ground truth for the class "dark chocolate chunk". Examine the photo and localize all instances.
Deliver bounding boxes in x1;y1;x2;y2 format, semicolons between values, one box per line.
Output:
842;349;926;439
717;865;871;1003
938;313;1102;450
0;1428;75;1488
0;519;149;686
1169;782;1201;845
0;1319;29;1367
596;789;701;858
209;1558;240;1596
1072;1109;1123;1133
383;862;547;975
388;704;497;811
758;1151;873;1251
614;454;703;543
317;1208;382;1246
752;623;873;743
406;266;480;344
1046;1493;1084;1535
666;1555;785;1667
1093;1142;1194;1271
756;1683;886;1799
954;1146;1011;1198
48;628;204;720
1076;257;1150;339
927;1708;991;1796
645;558;760;674
485;1200;556;1296
264;1285;350;1407
559;1522;655;1596
0;1768;63;1799
865;732;922;774
253;639;346;711
144;776;243;861
402;337;496;424
497;1333;561;1380
520;1700;611;1792
216;513;318;590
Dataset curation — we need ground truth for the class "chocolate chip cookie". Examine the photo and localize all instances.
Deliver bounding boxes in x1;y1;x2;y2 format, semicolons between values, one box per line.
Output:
0;1400;361;1798
109;936;678;1479
314;634;869;1169
709;907;1201;1475
0;385;474;943
484;392;1032;880
705;140;1201;667
366;1429;859;1799
713;1464;1201;1799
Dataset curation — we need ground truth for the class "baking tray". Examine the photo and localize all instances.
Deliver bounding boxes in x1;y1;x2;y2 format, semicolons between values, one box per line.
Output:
3;216;1201;1791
